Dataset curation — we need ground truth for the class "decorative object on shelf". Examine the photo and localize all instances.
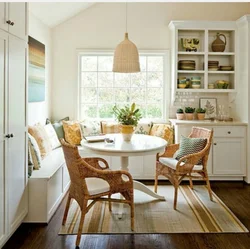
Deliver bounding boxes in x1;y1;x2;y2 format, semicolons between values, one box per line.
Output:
215;80;229;89
28;36;45;102
113;102;142;141
196;107;206;120
176;108;184;120
200;98;217;119
219;65;233;71
208;61;219;71
178;60;196;70
178;77;187;88
208;83;215;89
113;3;140;73
185;107;195;120
211;33;227;52
191;76;201;89
181;38;200;52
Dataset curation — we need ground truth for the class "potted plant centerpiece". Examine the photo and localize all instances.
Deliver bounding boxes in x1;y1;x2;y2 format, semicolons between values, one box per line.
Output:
185;107;195;120
176;108;185;120
113;103;142;141
196;107;206;120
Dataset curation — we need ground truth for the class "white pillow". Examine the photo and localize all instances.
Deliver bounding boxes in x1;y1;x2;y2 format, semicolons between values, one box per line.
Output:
44;123;61;149
80;120;101;136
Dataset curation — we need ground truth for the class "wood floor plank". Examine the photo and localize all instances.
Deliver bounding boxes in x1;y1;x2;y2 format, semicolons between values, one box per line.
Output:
3;181;250;249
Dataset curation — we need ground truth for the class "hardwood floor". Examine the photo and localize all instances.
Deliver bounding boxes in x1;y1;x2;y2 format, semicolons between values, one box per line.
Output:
3;181;250;249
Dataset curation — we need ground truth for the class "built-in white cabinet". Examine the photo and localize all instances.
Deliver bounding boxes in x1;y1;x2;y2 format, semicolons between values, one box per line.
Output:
170;120;247;180
169;21;237;102
0;4;28;247
0;2;27;41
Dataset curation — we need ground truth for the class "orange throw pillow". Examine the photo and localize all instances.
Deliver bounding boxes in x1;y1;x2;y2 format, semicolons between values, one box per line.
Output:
149;124;174;144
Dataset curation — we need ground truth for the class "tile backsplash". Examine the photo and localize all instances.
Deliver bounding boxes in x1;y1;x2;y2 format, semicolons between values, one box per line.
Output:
170;92;231;118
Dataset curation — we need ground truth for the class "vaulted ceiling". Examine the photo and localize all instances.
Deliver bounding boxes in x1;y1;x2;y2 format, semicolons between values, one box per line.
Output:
29;2;95;28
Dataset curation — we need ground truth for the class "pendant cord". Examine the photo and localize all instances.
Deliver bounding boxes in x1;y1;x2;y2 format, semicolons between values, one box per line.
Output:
126;2;127;33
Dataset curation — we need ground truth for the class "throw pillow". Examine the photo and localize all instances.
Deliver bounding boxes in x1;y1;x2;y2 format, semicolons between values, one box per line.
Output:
27;142;33;177
46;117;70;139
63;120;82;145
134;121;152;135
101;121;120;134
44;123;61;149
80;120;101;136
28;134;42;169
149;123;174;144
175;135;207;164
28;124;52;159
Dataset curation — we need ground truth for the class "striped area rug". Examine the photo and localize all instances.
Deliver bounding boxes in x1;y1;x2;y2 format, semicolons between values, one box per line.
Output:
59;185;248;234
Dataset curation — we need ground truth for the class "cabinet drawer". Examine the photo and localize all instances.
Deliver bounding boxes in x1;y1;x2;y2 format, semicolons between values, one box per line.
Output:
213;126;246;138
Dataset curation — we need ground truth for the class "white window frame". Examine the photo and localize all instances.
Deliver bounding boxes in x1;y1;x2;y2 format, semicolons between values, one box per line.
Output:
77;49;170;122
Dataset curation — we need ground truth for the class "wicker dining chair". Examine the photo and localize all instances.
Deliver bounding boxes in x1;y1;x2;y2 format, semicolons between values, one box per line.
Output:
154;127;213;210
60;139;134;248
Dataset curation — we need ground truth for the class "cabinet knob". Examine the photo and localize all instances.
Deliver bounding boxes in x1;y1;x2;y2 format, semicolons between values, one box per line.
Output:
228;131;231;134
10;133;14;138
10;21;14;26
214;143;217;145
6;20;11;25
5;134;14;138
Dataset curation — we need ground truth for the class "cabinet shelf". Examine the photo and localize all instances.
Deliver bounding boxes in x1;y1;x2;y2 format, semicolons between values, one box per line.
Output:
176;89;236;93
178;70;205;74
208;71;235;74
178;52;205;55
208;52;235;56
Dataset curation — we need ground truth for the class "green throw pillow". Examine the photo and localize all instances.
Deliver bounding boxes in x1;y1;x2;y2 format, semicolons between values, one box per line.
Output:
175;135;207;165
46;117;69;139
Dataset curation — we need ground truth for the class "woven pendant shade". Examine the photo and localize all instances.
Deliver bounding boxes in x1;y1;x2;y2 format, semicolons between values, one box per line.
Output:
113;32;140;73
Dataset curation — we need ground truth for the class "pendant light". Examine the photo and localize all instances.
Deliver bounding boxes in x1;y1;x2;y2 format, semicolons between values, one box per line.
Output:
113;3;140;73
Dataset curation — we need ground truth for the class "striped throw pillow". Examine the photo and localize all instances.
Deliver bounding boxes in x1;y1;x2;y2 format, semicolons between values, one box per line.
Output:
175;135;207;165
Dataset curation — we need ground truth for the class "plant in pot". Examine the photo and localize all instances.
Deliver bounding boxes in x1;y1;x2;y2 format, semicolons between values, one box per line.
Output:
185;107;195;120
176;108;184;120
196;107;206;120
113;103;142;141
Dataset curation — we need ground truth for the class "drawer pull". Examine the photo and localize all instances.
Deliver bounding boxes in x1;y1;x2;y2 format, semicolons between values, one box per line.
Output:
214;143;217;145
228;131;231;134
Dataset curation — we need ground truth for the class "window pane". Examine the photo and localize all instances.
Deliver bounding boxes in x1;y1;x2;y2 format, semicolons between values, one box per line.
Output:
148;56;163;71
99;88;113;102
81;88;97;103
136;103;146;117
114;73;130;87
147;88;163;103
98;56;113;71
147;104;162;118
81;72;97;87
99;104;114;118
131;88;145;103
81;56;97;71
98;72;113;87
81;104;97;118
139;56;147;72
131;73;146;87
147;72;163;87
115;88;130;102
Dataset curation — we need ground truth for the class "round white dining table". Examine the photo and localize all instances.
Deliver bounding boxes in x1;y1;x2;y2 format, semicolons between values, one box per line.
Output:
81;133;167;200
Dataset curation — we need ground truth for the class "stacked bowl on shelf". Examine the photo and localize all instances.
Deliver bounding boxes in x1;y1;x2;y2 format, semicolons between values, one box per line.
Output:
178;60;196;70
191;76;201;89
208;61;219;71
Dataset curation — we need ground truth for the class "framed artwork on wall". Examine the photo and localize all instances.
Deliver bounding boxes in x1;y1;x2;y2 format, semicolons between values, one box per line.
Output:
28;36;45;102
199;98;217;119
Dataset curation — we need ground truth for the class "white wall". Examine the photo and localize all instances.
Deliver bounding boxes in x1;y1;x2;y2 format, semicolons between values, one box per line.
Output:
51;2;250;120
28;12;52;125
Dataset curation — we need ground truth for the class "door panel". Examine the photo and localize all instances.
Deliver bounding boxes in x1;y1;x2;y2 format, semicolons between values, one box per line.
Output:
8;3;27;41
0;30;8;248
8;34;27;232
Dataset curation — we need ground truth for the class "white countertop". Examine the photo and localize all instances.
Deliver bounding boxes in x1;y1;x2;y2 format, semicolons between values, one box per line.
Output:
169;119;247;126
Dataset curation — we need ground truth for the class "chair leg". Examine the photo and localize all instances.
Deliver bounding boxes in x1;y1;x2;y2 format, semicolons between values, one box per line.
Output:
108;194;112;211
131;202;134;231
154;171;159;193
204;171;213;201
189;173;193;189
62;195;71;225
76;199;88;248
174;186;178;210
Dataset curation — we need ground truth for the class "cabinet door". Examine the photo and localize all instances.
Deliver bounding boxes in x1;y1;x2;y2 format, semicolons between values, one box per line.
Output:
8;3;27;41
0;3;8;32
213;138;246;175
8;34;28;233
0;30;8;248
